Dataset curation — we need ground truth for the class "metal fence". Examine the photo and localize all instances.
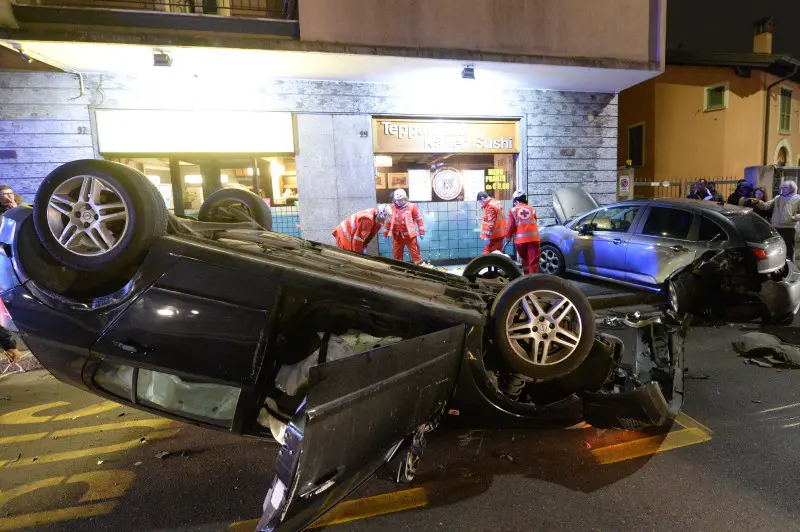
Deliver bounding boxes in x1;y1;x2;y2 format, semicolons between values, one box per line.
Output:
633;178;741;202
15;0;296;19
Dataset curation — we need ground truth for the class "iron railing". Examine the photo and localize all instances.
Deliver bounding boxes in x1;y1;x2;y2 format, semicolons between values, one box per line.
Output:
633;179;741;201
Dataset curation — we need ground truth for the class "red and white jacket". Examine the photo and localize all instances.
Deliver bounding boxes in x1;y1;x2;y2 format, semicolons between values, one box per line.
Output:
333;208;383;253
506;203;540;244
382;203;425;239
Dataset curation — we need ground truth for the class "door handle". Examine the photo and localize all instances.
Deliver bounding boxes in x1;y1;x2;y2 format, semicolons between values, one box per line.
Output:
113;339;151;355
670;245;689;252
613;238;624;245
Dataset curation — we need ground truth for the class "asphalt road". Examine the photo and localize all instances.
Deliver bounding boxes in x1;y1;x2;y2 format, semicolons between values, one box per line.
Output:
3;320;800;532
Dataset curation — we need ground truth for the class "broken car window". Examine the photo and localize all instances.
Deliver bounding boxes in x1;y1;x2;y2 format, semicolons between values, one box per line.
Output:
698;217;728;242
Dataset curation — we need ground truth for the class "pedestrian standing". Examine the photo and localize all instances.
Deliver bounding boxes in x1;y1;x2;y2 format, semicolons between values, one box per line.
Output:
477;191;507;254
505;190;540;274
332;205;387;255
0;185;24;376
753;181;800;261
383;190;425;265
0;185;18;214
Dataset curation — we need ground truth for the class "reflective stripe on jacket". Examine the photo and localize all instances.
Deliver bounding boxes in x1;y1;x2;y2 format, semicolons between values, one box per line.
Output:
506;203;540;244
383;203;425;238
332;208;382;253
481;198;507;240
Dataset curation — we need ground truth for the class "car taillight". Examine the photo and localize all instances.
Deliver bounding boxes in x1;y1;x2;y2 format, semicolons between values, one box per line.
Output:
751;248;768;260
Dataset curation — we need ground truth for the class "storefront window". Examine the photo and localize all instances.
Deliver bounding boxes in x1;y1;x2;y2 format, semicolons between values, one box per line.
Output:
372;118;521;263
111;156;301;238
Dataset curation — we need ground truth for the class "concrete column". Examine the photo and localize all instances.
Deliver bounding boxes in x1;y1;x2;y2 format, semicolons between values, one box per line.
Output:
295;114;376;247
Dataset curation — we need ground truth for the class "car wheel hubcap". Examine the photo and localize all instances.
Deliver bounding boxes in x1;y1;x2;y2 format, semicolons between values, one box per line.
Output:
46;175;130;257
540;249;560;274
505;289;582;366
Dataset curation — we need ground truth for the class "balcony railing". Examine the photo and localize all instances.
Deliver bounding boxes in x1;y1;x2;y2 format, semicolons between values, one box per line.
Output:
13;0;297;19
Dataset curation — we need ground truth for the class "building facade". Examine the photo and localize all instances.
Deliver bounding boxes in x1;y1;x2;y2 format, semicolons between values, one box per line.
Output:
618;22;800;189
0;0;665;263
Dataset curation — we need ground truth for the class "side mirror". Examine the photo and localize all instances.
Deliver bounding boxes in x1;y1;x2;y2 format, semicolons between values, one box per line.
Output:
578;223;593;236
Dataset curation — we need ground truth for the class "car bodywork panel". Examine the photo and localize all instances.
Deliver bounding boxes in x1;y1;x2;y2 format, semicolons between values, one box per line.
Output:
0;206;691;531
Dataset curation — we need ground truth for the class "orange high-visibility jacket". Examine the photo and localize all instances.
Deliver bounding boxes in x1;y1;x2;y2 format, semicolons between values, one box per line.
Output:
333;208;383;253
481;198;508;240
506;203;540;244
382;203;425;239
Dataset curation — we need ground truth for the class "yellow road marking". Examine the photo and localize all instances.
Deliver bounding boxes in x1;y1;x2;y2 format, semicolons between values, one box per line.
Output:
227;488;429;532
0;418;173;446
0;502;116;531
0;401;120;425
0;470;135;530
590;414;714;465
2;428;180;468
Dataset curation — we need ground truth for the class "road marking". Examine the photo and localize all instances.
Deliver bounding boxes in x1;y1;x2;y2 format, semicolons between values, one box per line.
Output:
0;400;120;425
227;488;429;532
0;470;134;531
0;502;116;531
1;425;179;468
759;402;800;414
590;413;713;465
0;418;172;446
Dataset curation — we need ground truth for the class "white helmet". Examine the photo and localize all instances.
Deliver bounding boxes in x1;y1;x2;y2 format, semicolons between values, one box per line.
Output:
377;204;389;218
392;189;408;207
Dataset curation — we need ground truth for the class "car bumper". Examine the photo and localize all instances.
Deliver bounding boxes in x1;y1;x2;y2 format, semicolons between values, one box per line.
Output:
759;260;800;320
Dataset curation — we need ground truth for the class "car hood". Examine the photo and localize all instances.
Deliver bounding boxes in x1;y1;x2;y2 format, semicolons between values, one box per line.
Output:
552;188;599;225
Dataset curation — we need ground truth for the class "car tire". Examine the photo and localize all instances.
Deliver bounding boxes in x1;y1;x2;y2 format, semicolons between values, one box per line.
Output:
198;188;273;231
667;270;700;316
491;274;595;380
539;244;566;276
463;254;524;285
33;159;168;272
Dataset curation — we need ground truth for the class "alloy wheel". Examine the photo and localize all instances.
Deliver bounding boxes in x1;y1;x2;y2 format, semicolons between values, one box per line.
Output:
504;289;583;366
45;175;130;257
540;248;561;275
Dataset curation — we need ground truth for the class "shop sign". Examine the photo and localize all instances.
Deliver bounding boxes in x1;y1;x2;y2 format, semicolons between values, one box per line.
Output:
432;168;463;201
95;109;295;154
485;168;509;192
373;119;520;154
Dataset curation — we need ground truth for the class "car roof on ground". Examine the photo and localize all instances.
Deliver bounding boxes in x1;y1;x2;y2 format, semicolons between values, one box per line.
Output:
615;198;752;215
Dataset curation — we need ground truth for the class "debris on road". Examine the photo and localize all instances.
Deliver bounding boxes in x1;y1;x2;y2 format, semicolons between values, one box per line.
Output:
140;437;148;444
499;453;515;463
0;395;9;400
154;451;171;459
134;461;143;466
118;412;125;417
752;399;763;404
97;460;104;465
733;332;800;368
685;372;710;380
8;453;20;464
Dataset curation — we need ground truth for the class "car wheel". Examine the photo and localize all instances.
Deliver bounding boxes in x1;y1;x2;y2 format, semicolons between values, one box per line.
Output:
539;244;565;276
33;160;168;272
491;274;595;380
463;254;524;286
666;270;699;316
198;188;272;231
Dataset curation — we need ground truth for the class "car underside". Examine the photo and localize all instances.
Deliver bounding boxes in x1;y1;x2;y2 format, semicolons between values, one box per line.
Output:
0;160;694;531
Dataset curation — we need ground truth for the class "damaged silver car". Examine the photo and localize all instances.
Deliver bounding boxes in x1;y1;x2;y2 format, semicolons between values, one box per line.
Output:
539;188;800;324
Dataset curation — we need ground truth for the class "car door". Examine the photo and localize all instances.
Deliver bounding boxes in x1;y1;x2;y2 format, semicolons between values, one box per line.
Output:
566;205;642;280
257;325;464;531
625;206;699;286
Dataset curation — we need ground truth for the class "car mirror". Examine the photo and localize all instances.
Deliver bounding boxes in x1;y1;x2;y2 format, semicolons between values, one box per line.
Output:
578;223;593;236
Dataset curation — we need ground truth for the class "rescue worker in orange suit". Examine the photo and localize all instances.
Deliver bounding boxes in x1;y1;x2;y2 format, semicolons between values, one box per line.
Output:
477;191;508;255
505;190;541;274
383;189;425;264
332;205;388;255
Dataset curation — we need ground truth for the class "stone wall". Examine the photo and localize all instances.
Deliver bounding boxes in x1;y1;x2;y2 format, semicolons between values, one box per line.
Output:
0;70;618;240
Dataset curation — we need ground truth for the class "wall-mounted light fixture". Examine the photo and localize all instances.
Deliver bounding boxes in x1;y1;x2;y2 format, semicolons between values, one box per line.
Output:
153;50;172;67
461;65;475;80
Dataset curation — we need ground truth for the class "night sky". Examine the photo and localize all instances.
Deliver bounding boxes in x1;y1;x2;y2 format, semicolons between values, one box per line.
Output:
667;0;800;57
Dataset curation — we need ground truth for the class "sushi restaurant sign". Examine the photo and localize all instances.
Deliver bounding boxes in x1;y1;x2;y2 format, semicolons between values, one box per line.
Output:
373;119;520;154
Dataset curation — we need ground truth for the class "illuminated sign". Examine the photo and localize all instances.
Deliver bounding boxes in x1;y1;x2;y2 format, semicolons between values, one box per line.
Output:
95;110;295;154
373;119;520;154
485;168;509;192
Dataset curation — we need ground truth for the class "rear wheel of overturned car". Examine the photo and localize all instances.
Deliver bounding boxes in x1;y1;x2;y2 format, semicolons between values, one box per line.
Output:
463;254;524;286
492;274;595;380
198;188;272;231
539;244;566;276
33;160;168;272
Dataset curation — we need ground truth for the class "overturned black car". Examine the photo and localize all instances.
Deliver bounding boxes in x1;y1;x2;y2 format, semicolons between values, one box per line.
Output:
0;161;692;531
